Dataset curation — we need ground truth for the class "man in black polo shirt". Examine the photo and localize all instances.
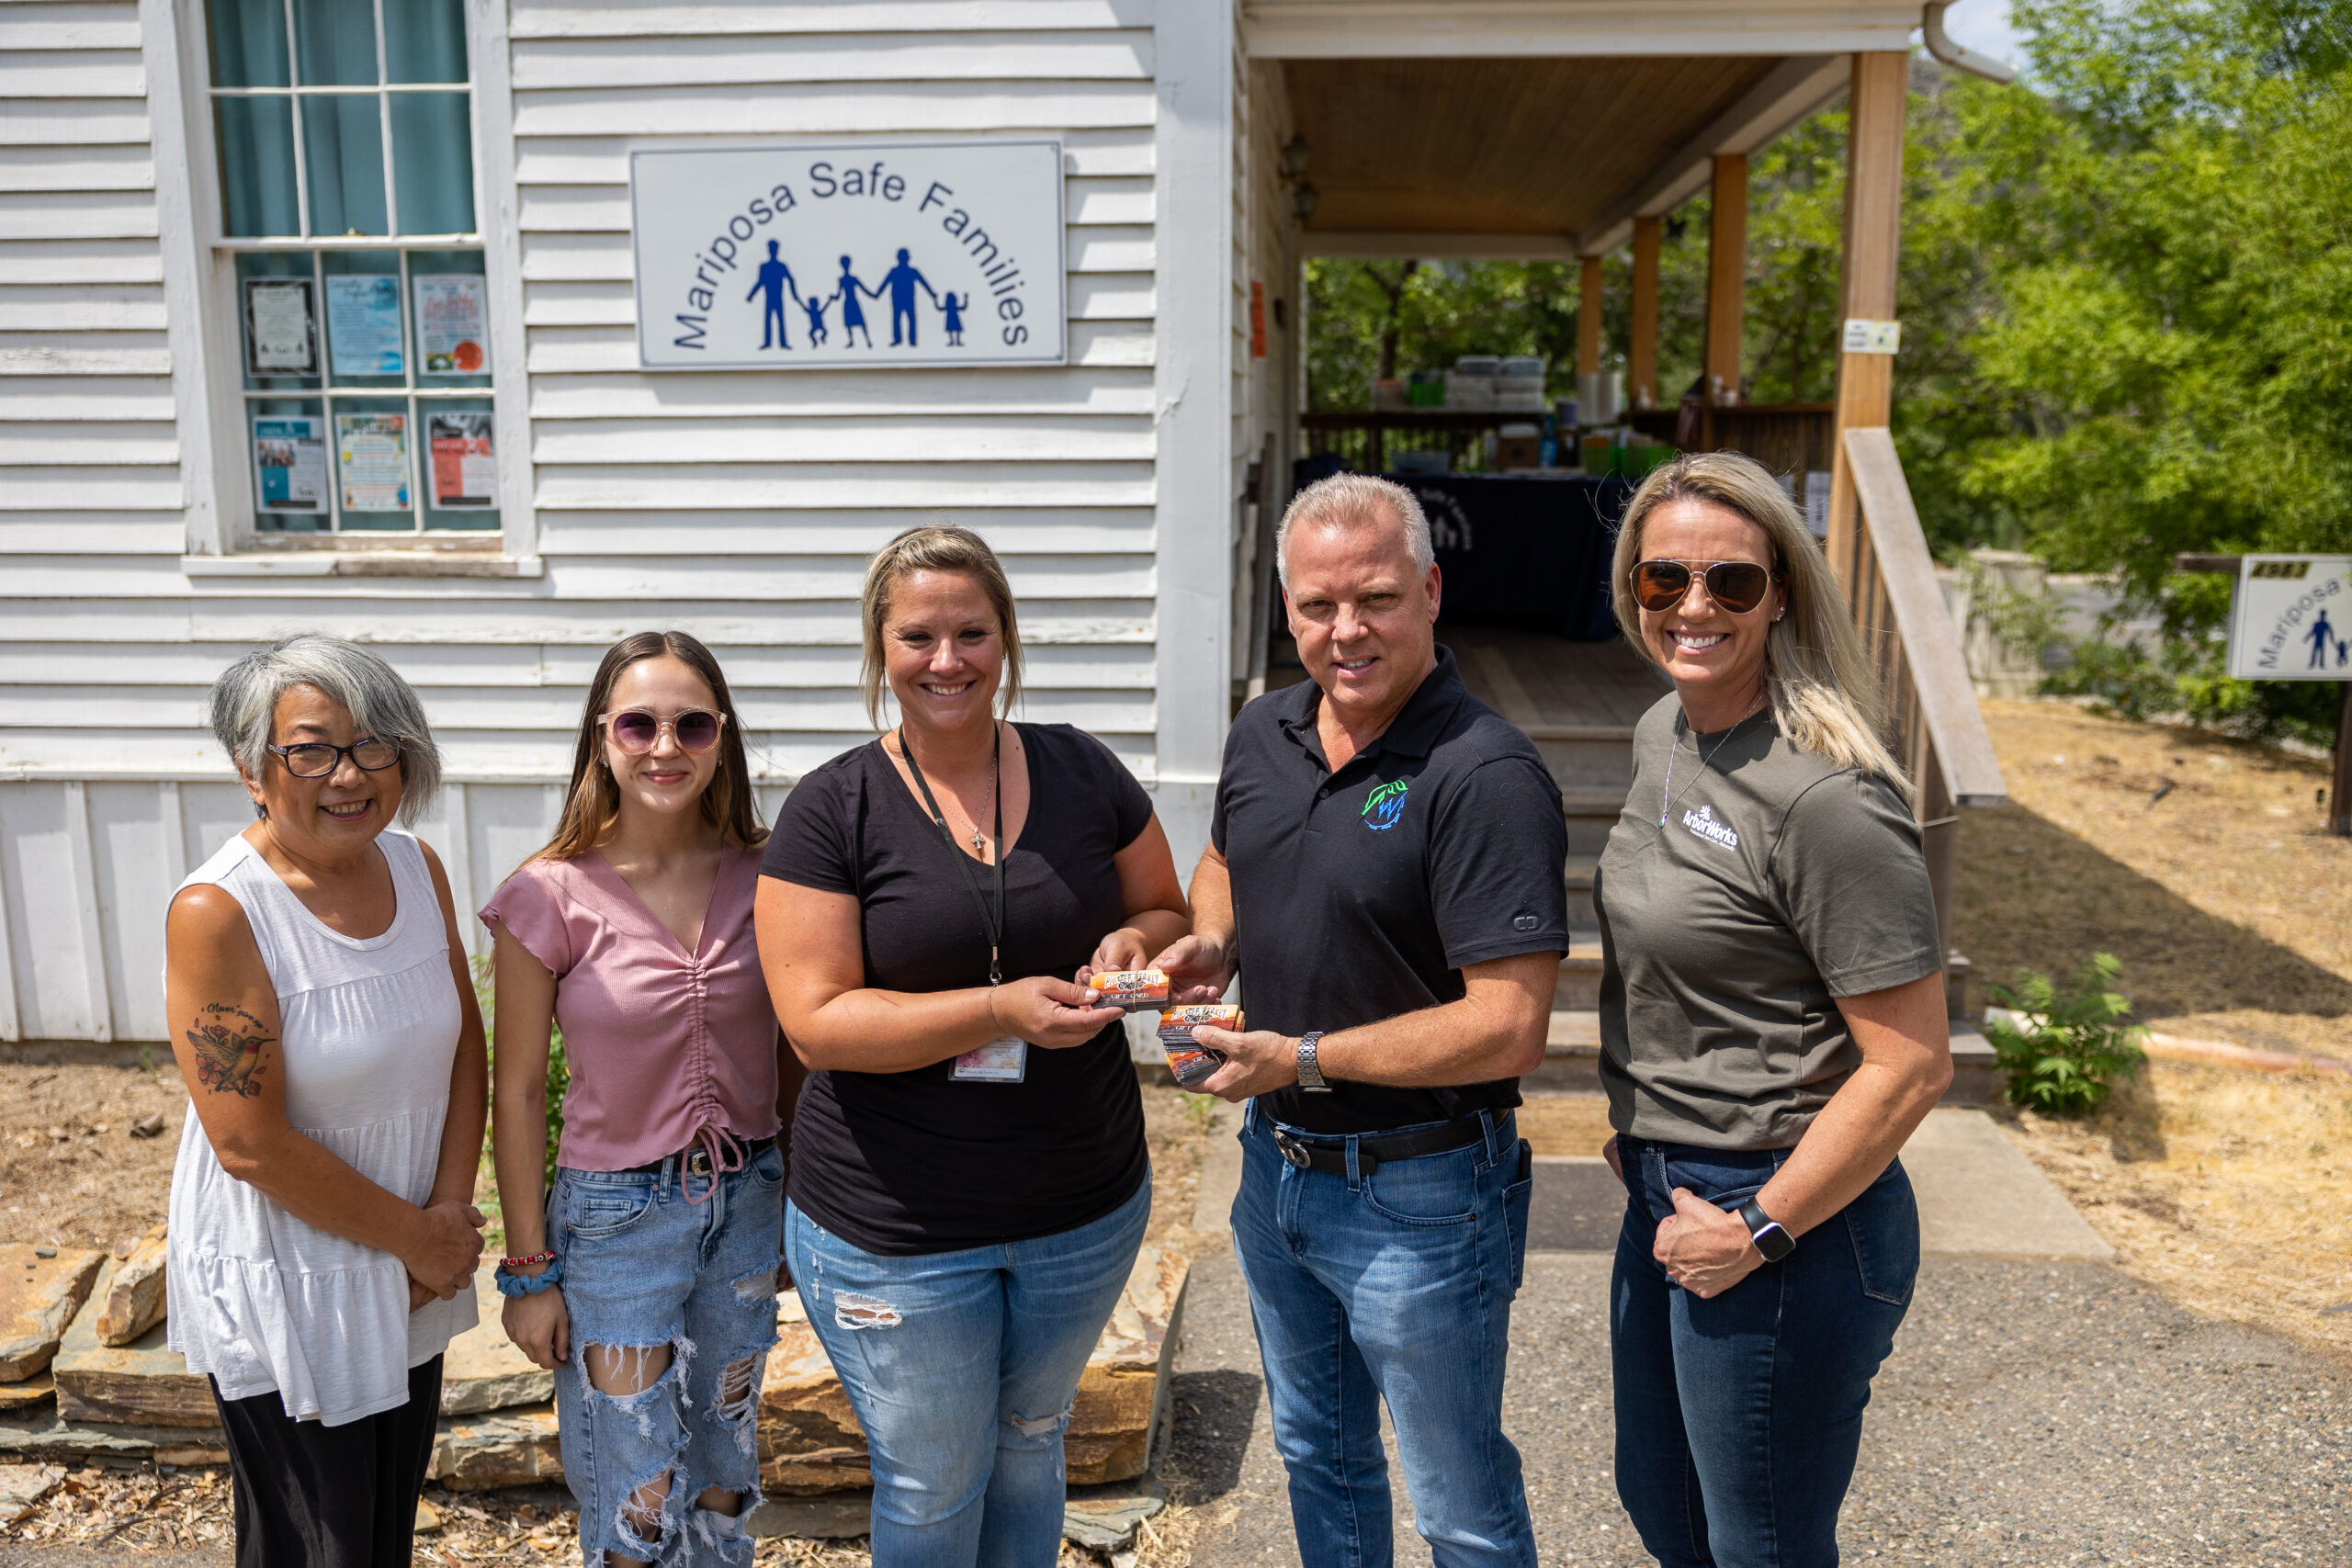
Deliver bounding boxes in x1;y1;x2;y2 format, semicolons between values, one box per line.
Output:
1152;473;1566;1568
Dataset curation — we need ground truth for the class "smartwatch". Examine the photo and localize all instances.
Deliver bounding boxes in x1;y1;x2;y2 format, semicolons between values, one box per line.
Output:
1738;1198;1794;1263
1295;1032;1332;1093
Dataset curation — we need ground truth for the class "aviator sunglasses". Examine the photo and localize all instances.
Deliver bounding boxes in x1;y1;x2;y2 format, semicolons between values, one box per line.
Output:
601;707;727;754
1630;558;1781;615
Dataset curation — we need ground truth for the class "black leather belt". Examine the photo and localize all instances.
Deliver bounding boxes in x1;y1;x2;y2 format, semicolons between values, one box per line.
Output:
621;1134;776;1179
1269;1114;1492;1177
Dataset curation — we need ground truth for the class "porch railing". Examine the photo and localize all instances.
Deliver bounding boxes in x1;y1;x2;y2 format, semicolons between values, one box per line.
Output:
1832;427;2008;986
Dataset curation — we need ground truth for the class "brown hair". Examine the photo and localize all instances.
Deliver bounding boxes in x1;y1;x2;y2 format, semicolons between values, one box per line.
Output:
1610;451;1910;795
859;524;1024;729
536;631;767;861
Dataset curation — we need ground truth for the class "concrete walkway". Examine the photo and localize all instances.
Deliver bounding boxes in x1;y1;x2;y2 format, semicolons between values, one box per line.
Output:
1170;1107;2352;1565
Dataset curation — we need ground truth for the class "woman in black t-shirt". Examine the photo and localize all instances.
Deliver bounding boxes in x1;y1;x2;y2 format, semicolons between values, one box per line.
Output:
754;524;1190;1566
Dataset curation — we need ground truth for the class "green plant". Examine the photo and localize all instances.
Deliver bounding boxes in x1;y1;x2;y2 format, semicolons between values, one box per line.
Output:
472;953;568;1187
1983;952;2148;1116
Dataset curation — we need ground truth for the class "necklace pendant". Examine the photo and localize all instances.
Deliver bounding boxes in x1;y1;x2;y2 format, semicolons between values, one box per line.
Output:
971;829;987;852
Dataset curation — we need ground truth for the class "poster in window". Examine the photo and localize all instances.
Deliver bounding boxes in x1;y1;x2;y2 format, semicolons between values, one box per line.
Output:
325;276;405;377
335;412;411;511
427;411;496;508
252;417;326;512
413;275;490;375
243;279;318;377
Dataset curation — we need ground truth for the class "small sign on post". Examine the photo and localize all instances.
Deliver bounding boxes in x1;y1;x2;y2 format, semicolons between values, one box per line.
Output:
2223;554;2352;836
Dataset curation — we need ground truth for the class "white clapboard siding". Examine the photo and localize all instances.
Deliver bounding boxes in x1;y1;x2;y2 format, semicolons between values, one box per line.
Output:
0;99;150;148
506;3;1154;39
517;271;1150;328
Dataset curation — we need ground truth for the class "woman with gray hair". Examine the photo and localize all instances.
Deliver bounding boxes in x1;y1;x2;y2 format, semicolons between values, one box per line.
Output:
164;633;488;1568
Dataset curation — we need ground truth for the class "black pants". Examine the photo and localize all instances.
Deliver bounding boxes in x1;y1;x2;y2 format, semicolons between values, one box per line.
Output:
210;1356;443;1568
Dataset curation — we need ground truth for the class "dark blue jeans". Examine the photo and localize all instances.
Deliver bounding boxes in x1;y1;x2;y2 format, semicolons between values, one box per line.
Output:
1232;1104;1537;1568
1610;1136;1919;1568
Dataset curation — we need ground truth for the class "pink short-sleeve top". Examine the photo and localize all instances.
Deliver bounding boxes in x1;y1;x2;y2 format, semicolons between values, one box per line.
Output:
480;842;780;1172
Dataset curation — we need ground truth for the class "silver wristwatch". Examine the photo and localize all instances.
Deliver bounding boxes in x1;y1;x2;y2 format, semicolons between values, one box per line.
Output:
1295;1032;1331;1093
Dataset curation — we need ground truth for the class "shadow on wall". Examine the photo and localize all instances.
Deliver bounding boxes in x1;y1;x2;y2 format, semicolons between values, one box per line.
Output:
1953;802;2352;1027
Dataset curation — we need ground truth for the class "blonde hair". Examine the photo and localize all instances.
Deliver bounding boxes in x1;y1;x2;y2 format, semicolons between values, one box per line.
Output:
859;525;1025;729
1611;452;1910;795
1276;473;1433;591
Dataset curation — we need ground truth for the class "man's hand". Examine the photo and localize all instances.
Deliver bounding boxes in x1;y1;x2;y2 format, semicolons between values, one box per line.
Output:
1150;933;1235;1005
1191;1024;1297;1103
1652;1187;1762;1299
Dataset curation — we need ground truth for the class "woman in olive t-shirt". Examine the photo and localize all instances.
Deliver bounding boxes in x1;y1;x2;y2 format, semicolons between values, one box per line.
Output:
754;525;1192;1568
1592;453;1950;1567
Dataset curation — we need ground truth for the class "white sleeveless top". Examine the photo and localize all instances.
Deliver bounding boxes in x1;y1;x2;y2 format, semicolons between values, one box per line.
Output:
165;829;478;1426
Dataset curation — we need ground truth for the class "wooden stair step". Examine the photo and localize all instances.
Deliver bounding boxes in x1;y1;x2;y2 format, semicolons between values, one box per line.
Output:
1523;724;1637;742
1565;858;1597;890
1559;789;1629;816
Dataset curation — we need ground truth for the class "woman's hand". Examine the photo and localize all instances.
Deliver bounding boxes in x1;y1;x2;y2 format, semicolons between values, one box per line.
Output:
1078;928;1153;988
989;976;1125;1049
409;1276;435;1314
402;1199;488;1300
503;1284;571;1371
1601;1134;1623;1186
1652;1187;1762;1299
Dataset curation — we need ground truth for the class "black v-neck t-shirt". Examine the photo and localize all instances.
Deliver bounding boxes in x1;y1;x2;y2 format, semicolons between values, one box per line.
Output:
760;723;1154;1255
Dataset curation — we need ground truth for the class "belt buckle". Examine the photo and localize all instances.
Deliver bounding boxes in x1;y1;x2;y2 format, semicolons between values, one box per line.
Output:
684;1146;712;1178
1273;1130;1312;1169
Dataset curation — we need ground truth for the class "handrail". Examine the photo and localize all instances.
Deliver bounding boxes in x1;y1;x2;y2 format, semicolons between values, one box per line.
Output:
1839;426;2009;811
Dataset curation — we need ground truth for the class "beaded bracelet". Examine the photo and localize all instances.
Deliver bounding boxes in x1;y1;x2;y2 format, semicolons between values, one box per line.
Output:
494;1257;563;1298
501;1251;556;1269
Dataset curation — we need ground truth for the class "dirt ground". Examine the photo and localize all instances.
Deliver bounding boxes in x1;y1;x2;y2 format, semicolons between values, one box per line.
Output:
0;1052;185;1254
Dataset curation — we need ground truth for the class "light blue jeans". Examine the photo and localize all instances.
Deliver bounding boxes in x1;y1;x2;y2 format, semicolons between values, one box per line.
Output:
552;1142;786;1567
785;1175;1151;1568
1232;1103;1536;1568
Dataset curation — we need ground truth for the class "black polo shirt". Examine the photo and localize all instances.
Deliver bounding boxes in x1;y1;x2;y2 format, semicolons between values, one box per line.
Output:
1212;645;1570;1134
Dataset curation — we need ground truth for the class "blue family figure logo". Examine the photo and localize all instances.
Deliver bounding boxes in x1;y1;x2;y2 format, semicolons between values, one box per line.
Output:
802;288;833;345
746;240;799;351
835;256;876;346
879;248;941;347
942;291;968;345
2310;607;2335;670
1363;779;1411;831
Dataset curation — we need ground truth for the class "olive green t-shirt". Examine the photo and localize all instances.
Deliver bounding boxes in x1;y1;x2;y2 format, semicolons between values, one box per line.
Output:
1593;694;1942;1149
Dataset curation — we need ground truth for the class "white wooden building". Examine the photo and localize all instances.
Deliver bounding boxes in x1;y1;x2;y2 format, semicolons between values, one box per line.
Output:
0;0;1998;1044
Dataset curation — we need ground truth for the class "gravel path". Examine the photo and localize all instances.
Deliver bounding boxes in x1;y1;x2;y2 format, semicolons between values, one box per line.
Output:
1170;1250;2351;1565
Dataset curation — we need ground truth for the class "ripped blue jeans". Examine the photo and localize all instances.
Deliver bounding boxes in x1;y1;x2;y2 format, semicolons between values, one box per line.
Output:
552;1141;786;1566
785;1175;1150;1568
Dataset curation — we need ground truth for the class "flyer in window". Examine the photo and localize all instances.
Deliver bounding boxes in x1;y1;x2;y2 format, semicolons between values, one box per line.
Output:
427;410;496;508
325;275;404;377
335;412;411;512
413;275;490;375
242;278;317;377
252;417;326;512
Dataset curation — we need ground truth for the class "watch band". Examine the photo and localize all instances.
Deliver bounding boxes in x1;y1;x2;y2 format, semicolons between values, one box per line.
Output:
1738;1198;1794;1262
1295;1031;1331;1092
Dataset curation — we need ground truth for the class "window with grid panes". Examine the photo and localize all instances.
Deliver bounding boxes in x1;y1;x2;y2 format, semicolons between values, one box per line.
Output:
209;0;496;533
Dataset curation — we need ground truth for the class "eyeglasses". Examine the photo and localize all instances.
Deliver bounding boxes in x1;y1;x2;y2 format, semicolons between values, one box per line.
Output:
268;738;401;777
1630;558;1780;615
601;708;726;754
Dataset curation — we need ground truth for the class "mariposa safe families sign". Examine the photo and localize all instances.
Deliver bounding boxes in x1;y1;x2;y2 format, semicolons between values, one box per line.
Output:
629;141;1066;370
2227;556;2352;680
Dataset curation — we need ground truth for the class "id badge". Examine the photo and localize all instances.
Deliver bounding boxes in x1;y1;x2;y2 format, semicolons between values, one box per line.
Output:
952;1037;1028;1083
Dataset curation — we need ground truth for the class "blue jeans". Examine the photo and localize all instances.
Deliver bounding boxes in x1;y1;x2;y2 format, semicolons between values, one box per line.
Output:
1611;1136;1920;1568
551;1143;786;1567
1231;1105;1537;1568
785;1176;1150;1568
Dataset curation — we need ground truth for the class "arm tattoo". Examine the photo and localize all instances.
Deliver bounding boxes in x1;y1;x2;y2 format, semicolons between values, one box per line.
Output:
187;1003;271;1098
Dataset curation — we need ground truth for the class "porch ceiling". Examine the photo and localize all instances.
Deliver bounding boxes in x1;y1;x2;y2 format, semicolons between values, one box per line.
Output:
1283;54;1787;240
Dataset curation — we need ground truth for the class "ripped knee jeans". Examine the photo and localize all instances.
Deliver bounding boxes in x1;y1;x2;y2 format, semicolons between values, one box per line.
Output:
784;1176;1150;1568
552;1141;786;1566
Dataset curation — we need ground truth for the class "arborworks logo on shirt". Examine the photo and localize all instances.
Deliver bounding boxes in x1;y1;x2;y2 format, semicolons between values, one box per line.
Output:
1363;779;1411;830
1681;803;1740;850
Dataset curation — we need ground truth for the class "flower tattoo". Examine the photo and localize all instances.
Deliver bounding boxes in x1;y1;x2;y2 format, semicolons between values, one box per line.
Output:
187;1004;271;1098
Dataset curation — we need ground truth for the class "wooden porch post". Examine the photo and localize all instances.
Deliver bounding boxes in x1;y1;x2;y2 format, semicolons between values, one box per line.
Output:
1577;254;1604;386
1629;215;1661;411
1825;51;1907;590
1702;152;1747;406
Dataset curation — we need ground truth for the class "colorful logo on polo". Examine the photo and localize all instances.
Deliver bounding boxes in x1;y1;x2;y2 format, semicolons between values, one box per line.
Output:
1363;780;1411;830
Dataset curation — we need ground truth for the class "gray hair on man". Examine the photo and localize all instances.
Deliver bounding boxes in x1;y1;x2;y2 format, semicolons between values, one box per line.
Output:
208;634;442;825
1275;473;1435;592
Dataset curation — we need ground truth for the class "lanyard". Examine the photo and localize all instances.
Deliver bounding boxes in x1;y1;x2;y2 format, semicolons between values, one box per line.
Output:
898;723;1006;986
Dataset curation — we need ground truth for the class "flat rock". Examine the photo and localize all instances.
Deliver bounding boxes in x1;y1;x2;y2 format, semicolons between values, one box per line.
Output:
430;1403;560;1491
0;1412;219;1461
745;1494;874;1540
0;1461;62;1525
759;1247;1189;1495
439;1275;554;1415
0;1374;52;1415
1063;1474;1168;1551
95;1225;166;1348
0;1246;105;1382
51;1259;218;1427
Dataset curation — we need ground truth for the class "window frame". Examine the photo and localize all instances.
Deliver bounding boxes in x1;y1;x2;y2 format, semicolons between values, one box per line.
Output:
150;0;535;569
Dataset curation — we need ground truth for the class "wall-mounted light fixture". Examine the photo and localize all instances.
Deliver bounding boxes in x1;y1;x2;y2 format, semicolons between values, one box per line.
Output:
1278;133;1312;181
1291;183;1320;223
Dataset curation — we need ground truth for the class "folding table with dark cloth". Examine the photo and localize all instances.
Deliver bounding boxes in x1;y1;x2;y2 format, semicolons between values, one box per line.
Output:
1387;473;1633;641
